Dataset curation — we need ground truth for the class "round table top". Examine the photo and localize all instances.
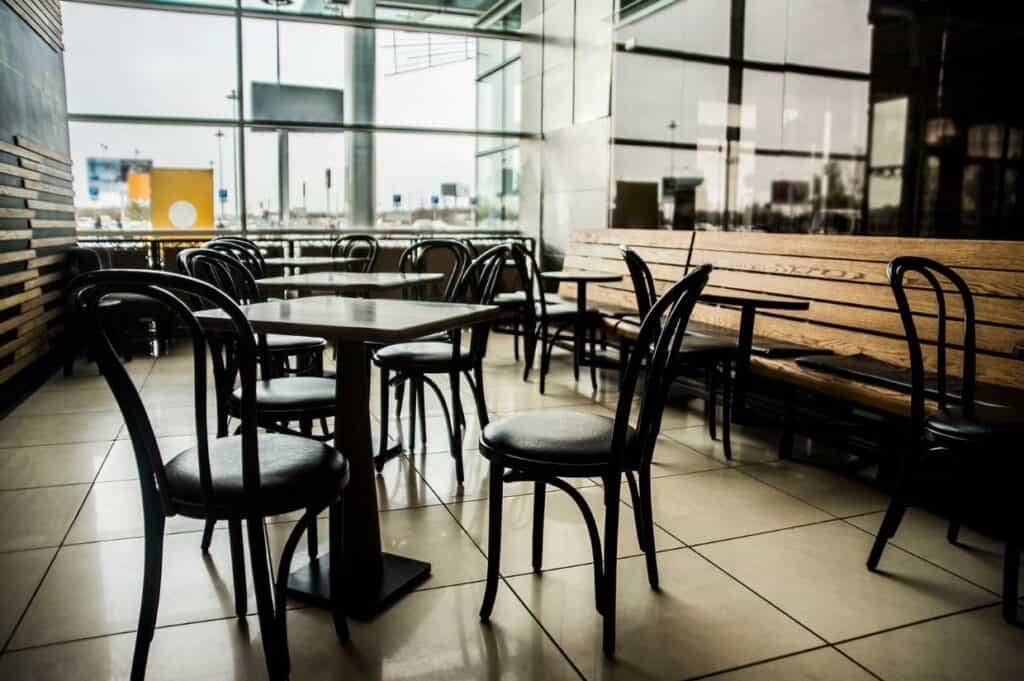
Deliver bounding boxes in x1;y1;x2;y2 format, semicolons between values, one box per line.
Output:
699;292;809;311
541;270;623;283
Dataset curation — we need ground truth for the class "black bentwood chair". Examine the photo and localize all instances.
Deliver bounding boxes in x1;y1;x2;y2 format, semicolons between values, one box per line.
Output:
201;240;328;377
621;246;738;458
867;256;1023;624
68;269;349;681
478;264;712;655
373;242;517;481
330;233;379;272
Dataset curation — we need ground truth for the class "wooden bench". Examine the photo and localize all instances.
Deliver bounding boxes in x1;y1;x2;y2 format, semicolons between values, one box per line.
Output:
557;229;1024;421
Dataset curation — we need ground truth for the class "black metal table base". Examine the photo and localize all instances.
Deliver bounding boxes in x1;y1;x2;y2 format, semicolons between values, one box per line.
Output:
287;552;431;620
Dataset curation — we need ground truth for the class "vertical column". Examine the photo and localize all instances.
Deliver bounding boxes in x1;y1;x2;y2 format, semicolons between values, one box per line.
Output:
345;0;376;229
277;130;290;225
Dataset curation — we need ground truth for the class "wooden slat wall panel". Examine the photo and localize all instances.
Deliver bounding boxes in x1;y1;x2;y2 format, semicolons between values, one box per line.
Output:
1;134;73;384
566;229;1024;390
2;0;63;52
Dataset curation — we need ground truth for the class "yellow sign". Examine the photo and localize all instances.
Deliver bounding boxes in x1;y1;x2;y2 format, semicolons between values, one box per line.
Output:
150;168;214;229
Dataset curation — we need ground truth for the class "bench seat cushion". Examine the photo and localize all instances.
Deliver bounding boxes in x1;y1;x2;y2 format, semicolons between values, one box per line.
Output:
795;354;1024;411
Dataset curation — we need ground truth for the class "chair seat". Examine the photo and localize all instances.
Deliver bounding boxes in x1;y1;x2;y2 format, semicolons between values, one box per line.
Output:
925;405;1024;444
480;410;637;468
262;333;327;353
373;341;469;371
230;376;336;411
541;301;582;318
164;433;348;517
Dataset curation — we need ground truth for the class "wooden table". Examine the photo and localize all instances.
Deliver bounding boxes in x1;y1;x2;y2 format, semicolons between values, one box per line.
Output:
541;270;623;386
262;256;367;273
256;272;442;297
196;296;500;617
698;292;810;418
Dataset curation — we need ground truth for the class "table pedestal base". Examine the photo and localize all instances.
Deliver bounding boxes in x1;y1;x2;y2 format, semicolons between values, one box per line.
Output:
287;553;431;620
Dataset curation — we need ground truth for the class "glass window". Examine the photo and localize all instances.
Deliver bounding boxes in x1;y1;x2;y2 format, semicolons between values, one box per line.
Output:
63;4;237;118
616;0;730;57
783;0;872;73
781;74;869;155
70;122;239;229
740;70;784;150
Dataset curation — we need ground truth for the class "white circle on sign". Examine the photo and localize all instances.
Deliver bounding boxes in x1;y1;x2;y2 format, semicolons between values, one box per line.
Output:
168;200;198;228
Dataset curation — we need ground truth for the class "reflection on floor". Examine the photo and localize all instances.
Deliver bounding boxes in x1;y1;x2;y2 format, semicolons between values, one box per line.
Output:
0;335;1019;680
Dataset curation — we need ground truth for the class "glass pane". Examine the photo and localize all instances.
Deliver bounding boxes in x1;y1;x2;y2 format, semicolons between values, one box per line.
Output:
615;0;730;57
740;70;784;150
613;145;726;228
783;0;872;73
63;4;236;118
70;122;239;229
781;74;869;155
744;0;788;63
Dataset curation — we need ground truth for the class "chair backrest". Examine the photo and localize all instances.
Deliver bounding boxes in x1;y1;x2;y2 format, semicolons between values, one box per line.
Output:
449;241;523;360
178;247;262;306
612;264;712;469
622;246;657;319
68;269;260;519
205;237;266;277
330;234;378;272
398;238;474;301
888;256;977;428
66;246;105;275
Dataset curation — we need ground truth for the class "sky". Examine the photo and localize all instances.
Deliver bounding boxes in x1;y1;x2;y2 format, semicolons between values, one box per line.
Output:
61;2;486;219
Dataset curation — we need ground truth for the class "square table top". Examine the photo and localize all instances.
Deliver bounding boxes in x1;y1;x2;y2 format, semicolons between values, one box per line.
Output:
195;295;500;344
256;271;442;294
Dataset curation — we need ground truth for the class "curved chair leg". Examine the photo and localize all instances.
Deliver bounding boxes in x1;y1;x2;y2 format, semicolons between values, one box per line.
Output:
248;515;289;681
395;374;406;414
639;468;659;590
472;364;490;428
588;320;598;392
512;316;520;361
867;471;912;570
539;324;550;394
532;482;545;573
624;471;646;551
200;518;216;553
273;511;313;674
480;456;504;621
421;375;459;481
408;378;419;453
228;518;248;618
377;366;390;463
130;514;165;681
523;319;538;382
602;472;622;657
306;509;319;560
447;371;465;484
720;361;733;461
707;365;718;441
417;376;428;451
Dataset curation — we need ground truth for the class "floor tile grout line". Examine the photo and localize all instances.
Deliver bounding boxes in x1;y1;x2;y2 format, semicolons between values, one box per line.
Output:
1;435;120;654
678;644;833;681
827;601;1002;648
832;645;888;681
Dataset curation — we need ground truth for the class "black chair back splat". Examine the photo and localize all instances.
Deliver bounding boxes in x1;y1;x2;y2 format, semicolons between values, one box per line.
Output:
330;233;379;272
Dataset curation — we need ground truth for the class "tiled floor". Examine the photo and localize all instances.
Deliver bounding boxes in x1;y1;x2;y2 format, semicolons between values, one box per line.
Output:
0;335;1020;681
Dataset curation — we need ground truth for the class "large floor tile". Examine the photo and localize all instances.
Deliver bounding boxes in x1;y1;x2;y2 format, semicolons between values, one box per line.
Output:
270;505;488;592
10;529;256;649
412;448;595;504
0;581;580;681
838;605;1024;680
378;414;485;456
0;443;110;490
646;468;832;545
116;405;216;439
450;486;683;576
847;508;1018;594
0;412;124;447
372;453;445;511
664;423;781;464
646;435;726;478
698;520;998;642
11;387;119;416
0;486;90;552
701;648;876;681
509;549;822;681
65;481;206;544
0;548;55;644
95;436;197;483
741;461;889;518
